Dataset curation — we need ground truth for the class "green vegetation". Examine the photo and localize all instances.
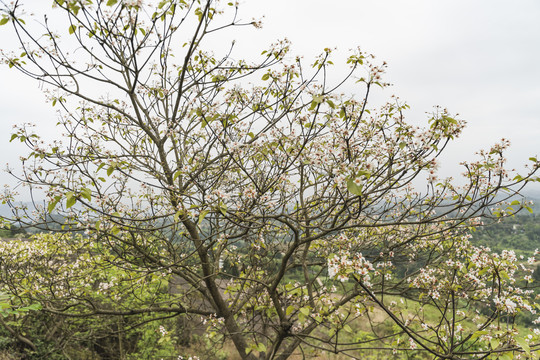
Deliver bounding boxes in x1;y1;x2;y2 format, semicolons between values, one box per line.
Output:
0;225;26;239
472;213;540;255
0;220;537;359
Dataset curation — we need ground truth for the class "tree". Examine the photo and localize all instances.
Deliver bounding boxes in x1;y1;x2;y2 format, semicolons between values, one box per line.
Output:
1;0;540;359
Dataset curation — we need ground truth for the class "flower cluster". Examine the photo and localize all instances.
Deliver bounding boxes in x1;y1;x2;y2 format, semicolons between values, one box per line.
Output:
327;250;374;283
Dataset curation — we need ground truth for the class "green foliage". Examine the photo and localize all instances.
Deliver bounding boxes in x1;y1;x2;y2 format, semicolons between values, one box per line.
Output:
0;233;186;358
471;214;540;254
0;225;26;239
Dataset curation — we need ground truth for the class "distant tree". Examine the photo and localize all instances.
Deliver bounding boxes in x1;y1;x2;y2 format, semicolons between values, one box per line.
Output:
1;1;540;359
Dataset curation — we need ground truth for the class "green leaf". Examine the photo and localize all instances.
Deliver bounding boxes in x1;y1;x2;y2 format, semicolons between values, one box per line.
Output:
347;177;362;196
68;25;77;35
25;303;42;311
510;200;520;206
218;203;227;216
201;117;208;128
106;0;118;5
80;188;91;201
9;134;17;142
107;164;116;176
66;192;76;208
286;305;295;316
299;307;310;316
312;95;324;104
174;210;182;223
48;197;60;213
327;99;336;109
357;170;371;179
490;337;500;350
68;4;80;15
478;267;490;276
198;210;209;224
515;337;530;355
257;343;267;353
261;73;270;81
469;330;488;341
0;17;9;26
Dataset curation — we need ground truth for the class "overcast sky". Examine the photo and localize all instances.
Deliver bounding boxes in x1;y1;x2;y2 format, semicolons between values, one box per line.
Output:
240;0;540;176
1;0;539;192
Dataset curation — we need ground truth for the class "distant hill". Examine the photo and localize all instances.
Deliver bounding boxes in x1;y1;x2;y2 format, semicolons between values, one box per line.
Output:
2;187;539;222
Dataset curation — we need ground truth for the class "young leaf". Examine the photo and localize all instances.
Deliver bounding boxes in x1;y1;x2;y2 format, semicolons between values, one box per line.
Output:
66;192;76;208
25;303;42;311
48;198;60;213
80;188;92;201
107;164;116;176
515;337;530;355
327;99;336;109
174;210;182;223
198;210;209;224
286;305;295;316
347;178;362;196
469;330;488;341
312;95;323;104
218;203;227;216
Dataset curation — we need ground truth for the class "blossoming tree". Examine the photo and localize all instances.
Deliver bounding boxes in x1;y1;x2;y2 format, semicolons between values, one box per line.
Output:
1;0;540;359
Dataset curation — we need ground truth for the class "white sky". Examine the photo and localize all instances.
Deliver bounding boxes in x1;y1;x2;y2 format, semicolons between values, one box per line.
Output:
1;0;540;192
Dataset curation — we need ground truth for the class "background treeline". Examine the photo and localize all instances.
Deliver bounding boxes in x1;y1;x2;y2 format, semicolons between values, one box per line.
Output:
471;213;540;254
